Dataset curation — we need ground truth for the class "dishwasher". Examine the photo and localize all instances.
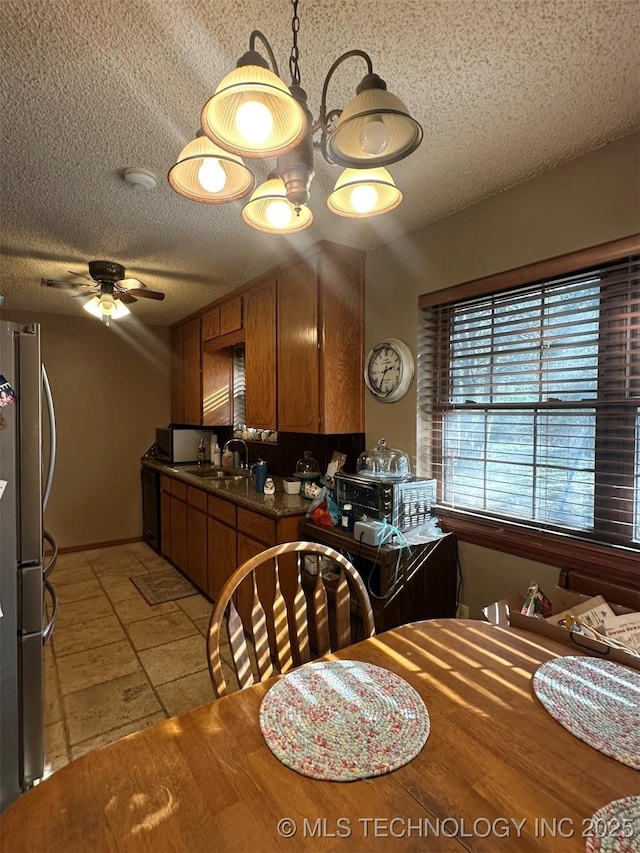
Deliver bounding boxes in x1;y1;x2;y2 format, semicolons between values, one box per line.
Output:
141;467;161;554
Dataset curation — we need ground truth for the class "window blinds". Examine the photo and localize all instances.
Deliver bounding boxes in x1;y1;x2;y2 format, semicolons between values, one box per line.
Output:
418;254;640;549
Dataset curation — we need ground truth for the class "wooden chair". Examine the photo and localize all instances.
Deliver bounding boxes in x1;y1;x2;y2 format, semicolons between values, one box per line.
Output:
206;540;376;698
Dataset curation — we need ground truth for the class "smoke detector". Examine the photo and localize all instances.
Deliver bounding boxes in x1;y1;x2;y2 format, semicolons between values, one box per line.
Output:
123;168;157;191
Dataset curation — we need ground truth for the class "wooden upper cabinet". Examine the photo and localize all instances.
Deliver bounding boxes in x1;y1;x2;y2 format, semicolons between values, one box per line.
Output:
171;318;202;425
245;279;277;430
183;318;202;425
170;325;185;424
277;246;364;434
220;296;243;336
202;307;220;342
318;248;364;434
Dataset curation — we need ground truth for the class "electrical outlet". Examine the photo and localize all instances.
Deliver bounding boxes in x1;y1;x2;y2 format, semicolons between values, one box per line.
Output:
457;603;470;619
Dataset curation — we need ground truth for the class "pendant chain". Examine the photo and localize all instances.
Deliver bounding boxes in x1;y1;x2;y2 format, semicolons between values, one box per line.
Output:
289;0;301;85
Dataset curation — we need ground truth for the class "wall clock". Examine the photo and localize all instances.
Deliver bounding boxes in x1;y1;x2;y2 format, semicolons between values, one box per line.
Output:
364;338;415;402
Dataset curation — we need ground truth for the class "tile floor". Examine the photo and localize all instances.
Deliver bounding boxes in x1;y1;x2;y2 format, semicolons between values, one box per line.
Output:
44;541;219;777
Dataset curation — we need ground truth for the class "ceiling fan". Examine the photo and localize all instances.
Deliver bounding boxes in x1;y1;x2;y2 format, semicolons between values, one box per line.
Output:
41;260;165;326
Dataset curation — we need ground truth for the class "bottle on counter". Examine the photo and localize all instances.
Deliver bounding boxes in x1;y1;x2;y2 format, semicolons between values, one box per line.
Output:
255;460;268;493
213;443;221;466
341;503;354;531
197;438;206;466
210;434;218;463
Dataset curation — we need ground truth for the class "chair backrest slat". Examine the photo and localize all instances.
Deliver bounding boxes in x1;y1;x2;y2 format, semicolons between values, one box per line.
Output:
293;553;311;664
207;541;376;698
273;556;294;673
312;565;331;656
250;572;274;681
228;599;255;691
334;566;352;649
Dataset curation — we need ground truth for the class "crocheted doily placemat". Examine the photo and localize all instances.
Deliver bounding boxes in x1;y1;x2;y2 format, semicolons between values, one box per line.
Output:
585;796;640;853
259;660;429;781
532;656;640;769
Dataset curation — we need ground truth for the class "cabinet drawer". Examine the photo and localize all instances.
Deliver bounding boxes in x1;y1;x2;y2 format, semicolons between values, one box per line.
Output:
237;507;276;546
202;307;220;341
207;494;237;527
220;296;242;335
187;486;208;512
171;479;187;501
160;474;172;494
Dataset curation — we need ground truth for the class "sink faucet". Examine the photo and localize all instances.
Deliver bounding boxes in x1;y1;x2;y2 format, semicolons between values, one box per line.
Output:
222;438;249;469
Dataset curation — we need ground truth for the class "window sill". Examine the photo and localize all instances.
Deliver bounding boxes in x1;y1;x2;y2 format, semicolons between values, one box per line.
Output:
436;508;639;586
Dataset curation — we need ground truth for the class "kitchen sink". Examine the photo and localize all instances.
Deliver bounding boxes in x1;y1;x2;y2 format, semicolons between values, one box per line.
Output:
185;468;248;480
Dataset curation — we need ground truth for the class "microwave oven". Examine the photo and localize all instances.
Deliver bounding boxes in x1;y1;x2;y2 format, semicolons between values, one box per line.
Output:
155;427;213;463
335;473;436;532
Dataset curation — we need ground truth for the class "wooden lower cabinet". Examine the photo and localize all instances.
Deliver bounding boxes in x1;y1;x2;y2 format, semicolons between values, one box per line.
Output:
207;494;237;601
157;474;305;603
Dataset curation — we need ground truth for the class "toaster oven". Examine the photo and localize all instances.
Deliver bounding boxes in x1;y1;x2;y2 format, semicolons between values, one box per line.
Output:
335;473;436;532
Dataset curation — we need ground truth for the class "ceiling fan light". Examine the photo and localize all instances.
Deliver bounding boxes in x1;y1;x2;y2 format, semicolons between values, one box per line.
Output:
82;295;103;318
168;134;255;203
201;64;308;159
241;176;313;234
327;167;403;217
327;77;423;168
112;300;131;319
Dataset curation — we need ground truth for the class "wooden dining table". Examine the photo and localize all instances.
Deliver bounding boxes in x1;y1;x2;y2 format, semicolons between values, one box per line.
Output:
1;619;637;852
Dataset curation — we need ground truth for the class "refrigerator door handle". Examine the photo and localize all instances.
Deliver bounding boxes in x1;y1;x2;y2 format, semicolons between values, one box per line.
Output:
43;579;57;644
43;529;58;579
42;366;56;511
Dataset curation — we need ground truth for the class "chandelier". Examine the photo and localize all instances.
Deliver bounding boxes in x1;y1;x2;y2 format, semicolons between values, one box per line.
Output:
168;0;422;234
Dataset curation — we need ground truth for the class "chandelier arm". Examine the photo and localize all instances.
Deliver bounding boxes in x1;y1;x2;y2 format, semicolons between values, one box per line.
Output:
249;30;281;79
318;49;373;130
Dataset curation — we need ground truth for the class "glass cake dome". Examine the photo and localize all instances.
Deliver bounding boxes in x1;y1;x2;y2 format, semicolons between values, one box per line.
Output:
356;437;411;481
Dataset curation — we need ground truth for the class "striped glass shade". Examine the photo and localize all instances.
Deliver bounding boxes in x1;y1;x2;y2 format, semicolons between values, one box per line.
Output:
168;135;255;203
241;177;313;234
327;167;402;217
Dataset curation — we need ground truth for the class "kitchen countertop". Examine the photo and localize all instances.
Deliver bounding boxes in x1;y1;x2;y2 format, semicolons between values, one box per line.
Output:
142;458;309;518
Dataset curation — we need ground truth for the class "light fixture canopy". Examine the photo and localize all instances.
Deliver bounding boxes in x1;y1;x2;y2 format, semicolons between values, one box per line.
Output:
171;1;422;232
168;131;255;203
327;167;403;217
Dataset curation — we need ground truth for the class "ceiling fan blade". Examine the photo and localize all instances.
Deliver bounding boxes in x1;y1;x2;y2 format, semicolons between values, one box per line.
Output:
126;288;165;301
118;293;137;305
42;278;85;290
68;270;95;281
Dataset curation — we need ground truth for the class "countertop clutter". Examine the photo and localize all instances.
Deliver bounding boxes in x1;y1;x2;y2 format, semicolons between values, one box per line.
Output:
142;459;308;518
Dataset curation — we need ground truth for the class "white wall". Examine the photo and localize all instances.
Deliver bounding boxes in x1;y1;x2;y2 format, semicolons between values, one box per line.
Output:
365;131;640;616
1;309;171;549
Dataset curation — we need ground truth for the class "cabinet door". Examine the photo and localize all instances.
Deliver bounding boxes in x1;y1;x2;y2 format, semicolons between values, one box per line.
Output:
202;307;220;341
207;517;237;602
186;505;208;593
202;348;233;426
245;279;277;430
170;326;185;424
220;296;243;336
170;495;187;572
318;249;364;433
183;319;202;425
277;261;319;432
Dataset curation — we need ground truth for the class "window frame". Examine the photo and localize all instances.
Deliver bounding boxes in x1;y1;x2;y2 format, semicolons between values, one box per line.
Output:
418;235;640;583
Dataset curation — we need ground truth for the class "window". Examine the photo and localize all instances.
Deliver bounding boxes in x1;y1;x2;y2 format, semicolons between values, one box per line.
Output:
418;238;639;571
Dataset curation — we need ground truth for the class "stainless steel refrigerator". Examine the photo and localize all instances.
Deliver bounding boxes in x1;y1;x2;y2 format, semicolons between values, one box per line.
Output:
0;322;57;812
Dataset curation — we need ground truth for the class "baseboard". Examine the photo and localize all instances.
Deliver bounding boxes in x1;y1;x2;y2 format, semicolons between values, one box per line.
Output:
56;536;144;554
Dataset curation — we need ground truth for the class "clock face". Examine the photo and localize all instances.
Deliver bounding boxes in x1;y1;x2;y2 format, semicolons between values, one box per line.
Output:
364;339;415;402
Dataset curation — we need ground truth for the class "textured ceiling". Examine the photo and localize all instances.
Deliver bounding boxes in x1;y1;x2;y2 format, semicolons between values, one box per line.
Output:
1;0;638;326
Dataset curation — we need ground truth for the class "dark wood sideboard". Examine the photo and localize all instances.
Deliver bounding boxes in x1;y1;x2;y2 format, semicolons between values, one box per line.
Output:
299;520;458;634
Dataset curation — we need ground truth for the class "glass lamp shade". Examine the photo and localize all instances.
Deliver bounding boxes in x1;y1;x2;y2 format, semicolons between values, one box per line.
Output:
168;135;255;203
241;176;313;234
83;295;130;321
326;84;423;168
201;64;308;159
327;167;403;217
